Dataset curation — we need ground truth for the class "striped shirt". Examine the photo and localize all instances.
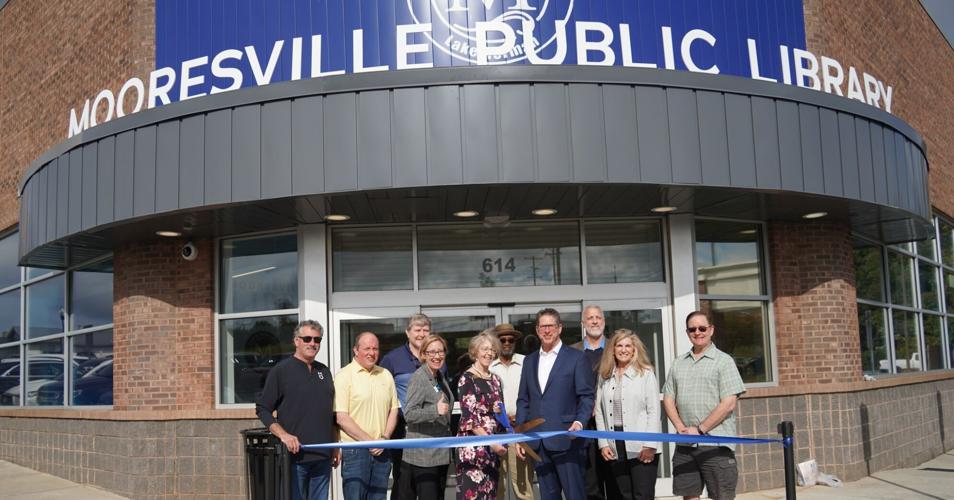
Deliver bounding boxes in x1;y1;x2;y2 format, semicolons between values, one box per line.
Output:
662;344;745;450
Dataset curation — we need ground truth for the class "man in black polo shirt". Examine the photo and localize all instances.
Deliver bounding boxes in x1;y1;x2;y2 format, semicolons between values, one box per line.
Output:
256;320;338;500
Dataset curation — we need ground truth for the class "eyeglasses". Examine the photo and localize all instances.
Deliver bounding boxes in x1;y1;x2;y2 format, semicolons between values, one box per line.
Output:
478;346;498;354
499;337;516;344
297;336;322;343
424;350;446;357
537;324;560;330
686;326;710;333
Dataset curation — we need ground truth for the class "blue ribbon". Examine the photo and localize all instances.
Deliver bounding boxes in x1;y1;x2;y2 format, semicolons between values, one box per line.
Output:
494;401;515;434
301;429;782;451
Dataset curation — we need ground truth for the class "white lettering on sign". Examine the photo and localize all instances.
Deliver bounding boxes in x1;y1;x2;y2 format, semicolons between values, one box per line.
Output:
66;21;897;137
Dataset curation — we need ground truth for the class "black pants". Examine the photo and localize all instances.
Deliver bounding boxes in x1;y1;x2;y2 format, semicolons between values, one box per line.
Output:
611;438;658;500
397;462;448;500
389;415;407;500
585;419;620;500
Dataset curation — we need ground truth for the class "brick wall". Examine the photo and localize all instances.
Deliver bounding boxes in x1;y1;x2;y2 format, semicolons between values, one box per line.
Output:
769;221;862;386
0;0;155;232
804;0;954;218
113;238;215;411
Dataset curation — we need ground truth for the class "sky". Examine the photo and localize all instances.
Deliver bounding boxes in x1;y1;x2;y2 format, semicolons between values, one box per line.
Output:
922;0;954;49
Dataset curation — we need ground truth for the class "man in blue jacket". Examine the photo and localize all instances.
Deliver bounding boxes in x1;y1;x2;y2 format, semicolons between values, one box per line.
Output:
516;308;595;500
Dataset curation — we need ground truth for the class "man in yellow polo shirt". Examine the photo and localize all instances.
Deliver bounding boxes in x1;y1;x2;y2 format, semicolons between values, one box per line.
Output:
335;332;401;500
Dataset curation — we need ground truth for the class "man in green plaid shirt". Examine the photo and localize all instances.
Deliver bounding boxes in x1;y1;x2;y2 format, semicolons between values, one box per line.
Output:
662;311;746;500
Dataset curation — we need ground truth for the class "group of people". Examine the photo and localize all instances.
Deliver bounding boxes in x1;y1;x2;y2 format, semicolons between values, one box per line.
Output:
256;306;746;500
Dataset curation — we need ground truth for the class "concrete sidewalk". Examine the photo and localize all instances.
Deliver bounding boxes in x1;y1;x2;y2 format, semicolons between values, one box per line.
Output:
0;460;127;499
1;453;953;499
735;451;954;500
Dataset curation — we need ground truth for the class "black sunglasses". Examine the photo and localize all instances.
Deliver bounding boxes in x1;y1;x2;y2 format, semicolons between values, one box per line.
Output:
686;326;710;333
297;336;322;343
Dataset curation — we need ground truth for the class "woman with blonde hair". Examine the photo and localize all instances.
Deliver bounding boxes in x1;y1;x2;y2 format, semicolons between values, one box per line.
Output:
594;329;660;499
456;330;507;499
400;335;454;499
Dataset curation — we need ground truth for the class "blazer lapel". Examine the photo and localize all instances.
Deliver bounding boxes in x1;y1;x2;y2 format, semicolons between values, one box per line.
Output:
542;347;571;396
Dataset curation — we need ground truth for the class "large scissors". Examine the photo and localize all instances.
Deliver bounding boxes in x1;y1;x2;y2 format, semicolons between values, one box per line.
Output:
495;401;544;462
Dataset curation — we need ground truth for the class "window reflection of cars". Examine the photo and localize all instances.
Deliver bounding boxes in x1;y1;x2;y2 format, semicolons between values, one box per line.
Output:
36;359;113;406
0;357;73;405
878;352;921;372
233;352;284;404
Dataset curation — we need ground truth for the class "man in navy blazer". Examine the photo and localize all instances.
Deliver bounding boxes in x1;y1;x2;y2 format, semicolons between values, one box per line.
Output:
516;308;595;500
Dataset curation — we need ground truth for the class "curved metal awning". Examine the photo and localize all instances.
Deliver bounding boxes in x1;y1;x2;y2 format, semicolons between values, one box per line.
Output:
17;66;931;268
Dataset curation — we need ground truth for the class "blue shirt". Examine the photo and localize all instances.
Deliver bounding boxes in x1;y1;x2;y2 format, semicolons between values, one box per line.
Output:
381;344;447;408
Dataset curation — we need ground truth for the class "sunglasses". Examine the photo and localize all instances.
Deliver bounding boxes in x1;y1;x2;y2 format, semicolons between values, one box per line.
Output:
686;326;710;333
297;336;322;343
499;337;516;344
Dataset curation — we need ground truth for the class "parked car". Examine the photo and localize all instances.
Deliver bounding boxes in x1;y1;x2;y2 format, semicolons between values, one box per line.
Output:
878;352;921;372
0;355;70;401
35;359;113;406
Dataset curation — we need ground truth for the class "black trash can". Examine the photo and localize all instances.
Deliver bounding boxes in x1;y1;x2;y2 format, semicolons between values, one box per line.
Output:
243;428;292;500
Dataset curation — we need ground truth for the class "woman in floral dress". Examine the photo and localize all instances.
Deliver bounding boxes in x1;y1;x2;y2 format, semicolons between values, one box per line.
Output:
456;330;507;500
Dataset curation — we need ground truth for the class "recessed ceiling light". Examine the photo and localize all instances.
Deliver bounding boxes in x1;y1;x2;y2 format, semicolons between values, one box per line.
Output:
453;210;479;218
156;230;182;237
802;211;828;219
739;229;757;235
531;208;558;216
651;206;677;213
324;214;351;222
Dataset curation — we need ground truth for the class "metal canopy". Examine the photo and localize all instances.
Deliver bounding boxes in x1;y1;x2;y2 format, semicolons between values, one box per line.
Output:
17;66;932;268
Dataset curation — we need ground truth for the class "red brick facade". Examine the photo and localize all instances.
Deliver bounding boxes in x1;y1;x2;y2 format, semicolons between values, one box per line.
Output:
0;0;155;231
113;238;215;411
769;221;862;386
804;0;954;218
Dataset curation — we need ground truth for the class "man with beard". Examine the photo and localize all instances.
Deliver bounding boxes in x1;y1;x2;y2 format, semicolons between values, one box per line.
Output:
489;323;534;500
256;320;338;500
380;314;434;499
571;305;619;500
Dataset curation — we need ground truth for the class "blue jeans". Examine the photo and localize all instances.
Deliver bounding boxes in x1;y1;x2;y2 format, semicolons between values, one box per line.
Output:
341;448;391;500
292;458;332;500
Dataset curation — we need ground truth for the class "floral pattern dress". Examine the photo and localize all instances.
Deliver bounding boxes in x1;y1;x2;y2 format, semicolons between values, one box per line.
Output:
456;370;504;500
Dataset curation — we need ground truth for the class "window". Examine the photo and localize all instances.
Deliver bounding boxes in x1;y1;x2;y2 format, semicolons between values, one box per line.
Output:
332;227;413;292
0;230;113;407
694;219;773;383
218;231;298;405
584;220;664;284
854;214;954;376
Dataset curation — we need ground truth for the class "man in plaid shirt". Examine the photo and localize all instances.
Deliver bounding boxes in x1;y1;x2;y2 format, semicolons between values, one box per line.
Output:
662;311;746;500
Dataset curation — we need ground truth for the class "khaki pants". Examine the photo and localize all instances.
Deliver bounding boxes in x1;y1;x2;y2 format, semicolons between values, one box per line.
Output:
497;447;535;500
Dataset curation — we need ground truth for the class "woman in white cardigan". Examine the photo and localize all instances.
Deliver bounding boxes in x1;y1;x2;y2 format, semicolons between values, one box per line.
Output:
594;328;660;500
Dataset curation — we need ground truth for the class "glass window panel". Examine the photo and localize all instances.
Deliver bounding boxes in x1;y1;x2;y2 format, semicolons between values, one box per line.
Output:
890;310;920;373
332;227;413;292
891;242;913;254
923;315;944;371
857;304;887;377
67;330;113;406
0;346;19;406
0;290;19;344
695;221;763;296
699;300;772;383
418;222;581;289
584;221;664;284
917;238;937;261
26;274;65;339
219;314;297;404
853;238;884;302
919;262;940;311
26;267;51;280
949;317;954;374
71;260;113;330
602;309;666;387
0;233;19;289
887;252;915;307
941;219;954;267
504;312;582;358
946;271;954;312
25;339;64;406
220;233;298;313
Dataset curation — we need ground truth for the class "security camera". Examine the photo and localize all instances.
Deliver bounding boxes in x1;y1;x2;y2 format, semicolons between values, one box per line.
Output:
181;242;198;261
